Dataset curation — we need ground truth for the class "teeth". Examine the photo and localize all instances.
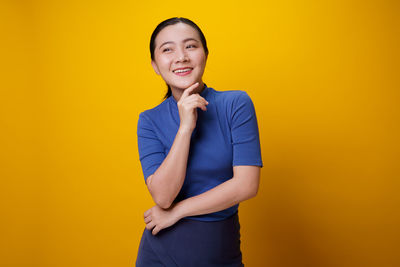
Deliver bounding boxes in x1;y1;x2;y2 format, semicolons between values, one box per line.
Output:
174;68;191;73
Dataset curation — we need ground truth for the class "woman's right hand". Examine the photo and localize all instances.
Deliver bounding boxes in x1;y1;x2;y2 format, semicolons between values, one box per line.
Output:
177;82;209;132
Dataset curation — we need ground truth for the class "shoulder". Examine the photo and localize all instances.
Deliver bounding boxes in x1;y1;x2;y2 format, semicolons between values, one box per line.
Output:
137;98;171;130
208;88;257;125
209;87;254;109
211;88;249;100
138;98;170;121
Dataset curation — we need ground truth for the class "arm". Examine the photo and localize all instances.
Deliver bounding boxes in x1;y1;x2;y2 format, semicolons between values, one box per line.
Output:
146;128;192;209
144;90;263;235
174;165;260;217
144;165;260;235
146;83;208;209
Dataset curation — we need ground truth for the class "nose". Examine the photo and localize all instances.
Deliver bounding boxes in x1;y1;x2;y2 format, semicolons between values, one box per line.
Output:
175;48;189;63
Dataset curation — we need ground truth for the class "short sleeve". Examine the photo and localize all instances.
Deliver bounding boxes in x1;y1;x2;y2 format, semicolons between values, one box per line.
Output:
137;112;166;181
231;92;263;167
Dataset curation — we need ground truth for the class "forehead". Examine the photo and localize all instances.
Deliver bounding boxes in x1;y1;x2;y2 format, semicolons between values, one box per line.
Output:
155;23;201;47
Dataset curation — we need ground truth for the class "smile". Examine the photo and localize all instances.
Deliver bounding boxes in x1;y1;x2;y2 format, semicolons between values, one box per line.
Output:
173;68;193;76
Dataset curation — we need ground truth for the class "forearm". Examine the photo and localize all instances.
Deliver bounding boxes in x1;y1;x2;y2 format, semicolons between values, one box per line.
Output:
173;174;258;219
147;127;192;208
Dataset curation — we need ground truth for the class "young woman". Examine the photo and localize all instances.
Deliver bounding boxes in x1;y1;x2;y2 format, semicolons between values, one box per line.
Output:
136;17;263;267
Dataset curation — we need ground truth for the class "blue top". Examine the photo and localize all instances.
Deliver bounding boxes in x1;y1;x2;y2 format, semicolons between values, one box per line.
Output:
137;86;263;221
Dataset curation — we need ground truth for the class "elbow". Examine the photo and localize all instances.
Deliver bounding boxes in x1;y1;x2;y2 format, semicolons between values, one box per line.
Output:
233;166;261;202
149;188;174;209
238;180;259;201
251;186;259;198
245;186;258;200
146;174;174;209
154;196;173;209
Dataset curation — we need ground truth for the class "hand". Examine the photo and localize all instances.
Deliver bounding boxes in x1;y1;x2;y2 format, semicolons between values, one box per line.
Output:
177;82;209;132
143;204;182;235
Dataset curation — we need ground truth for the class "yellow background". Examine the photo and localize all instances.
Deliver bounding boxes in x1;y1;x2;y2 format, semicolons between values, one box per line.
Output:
1;0;399;266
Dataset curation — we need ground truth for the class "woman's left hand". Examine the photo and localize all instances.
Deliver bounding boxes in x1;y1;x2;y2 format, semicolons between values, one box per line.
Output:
143;204;181;235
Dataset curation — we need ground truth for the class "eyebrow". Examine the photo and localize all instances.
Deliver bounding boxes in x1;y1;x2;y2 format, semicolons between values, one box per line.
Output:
159;38;199;49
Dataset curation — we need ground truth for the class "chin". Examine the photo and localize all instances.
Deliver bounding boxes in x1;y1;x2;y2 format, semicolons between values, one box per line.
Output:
171;80;198;90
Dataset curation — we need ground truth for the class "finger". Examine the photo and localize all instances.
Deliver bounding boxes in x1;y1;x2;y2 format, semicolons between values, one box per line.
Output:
144;216;152;224
199;105;207;112
183;95;209;107
193;101;208;111
180;95;208;110
146;221;155;230
183;93;208;103
196;98;209;110
180;82;199;99
185;99;208;111
143;210;151;218
152;225;161;235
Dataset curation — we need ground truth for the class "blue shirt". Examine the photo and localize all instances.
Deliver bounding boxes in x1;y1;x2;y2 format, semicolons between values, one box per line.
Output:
137;86;263;221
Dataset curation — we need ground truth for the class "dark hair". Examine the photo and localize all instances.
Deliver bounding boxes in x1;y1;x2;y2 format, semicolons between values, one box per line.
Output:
150;17;209;99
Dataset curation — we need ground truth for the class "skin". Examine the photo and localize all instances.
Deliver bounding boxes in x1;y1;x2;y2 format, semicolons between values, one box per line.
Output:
144;22;261;235
151;22;208;102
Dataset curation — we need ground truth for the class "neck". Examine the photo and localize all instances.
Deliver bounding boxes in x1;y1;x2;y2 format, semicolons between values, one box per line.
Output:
171;81;205;102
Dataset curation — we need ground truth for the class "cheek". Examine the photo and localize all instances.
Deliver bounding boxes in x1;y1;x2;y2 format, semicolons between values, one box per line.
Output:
193;52;207;67
154;55;173;70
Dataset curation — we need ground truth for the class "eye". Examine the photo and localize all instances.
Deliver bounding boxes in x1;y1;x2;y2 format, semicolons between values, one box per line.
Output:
186;44;197;49
162;47;172;52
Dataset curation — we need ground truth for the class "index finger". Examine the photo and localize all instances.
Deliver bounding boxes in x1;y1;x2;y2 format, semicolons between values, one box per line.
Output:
181;82;199;99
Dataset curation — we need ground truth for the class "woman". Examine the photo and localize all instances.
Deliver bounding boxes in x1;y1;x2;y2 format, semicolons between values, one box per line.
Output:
136;17;263;267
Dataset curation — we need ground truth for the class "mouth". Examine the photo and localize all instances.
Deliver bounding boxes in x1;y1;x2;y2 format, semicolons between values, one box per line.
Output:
172;67;193;76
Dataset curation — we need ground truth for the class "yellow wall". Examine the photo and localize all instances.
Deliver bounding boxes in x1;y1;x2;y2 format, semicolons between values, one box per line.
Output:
1;0;399;266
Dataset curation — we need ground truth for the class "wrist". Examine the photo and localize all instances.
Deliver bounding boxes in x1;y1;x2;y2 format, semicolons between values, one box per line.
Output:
172;201;187;220
177;126;193;136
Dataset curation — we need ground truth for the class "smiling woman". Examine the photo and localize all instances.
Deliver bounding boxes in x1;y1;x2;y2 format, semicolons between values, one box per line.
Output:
136;17;263;267
149;17;209;100
150;22;207;100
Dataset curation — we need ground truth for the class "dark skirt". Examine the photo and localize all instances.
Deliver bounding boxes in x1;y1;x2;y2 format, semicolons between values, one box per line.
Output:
136;212;244;267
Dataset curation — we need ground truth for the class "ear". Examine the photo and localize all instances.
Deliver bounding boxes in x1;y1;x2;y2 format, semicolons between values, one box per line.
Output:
151;60;160;75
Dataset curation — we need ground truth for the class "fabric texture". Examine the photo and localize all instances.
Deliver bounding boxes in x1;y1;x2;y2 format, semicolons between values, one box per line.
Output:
136;212;244;267
137;86;263;221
